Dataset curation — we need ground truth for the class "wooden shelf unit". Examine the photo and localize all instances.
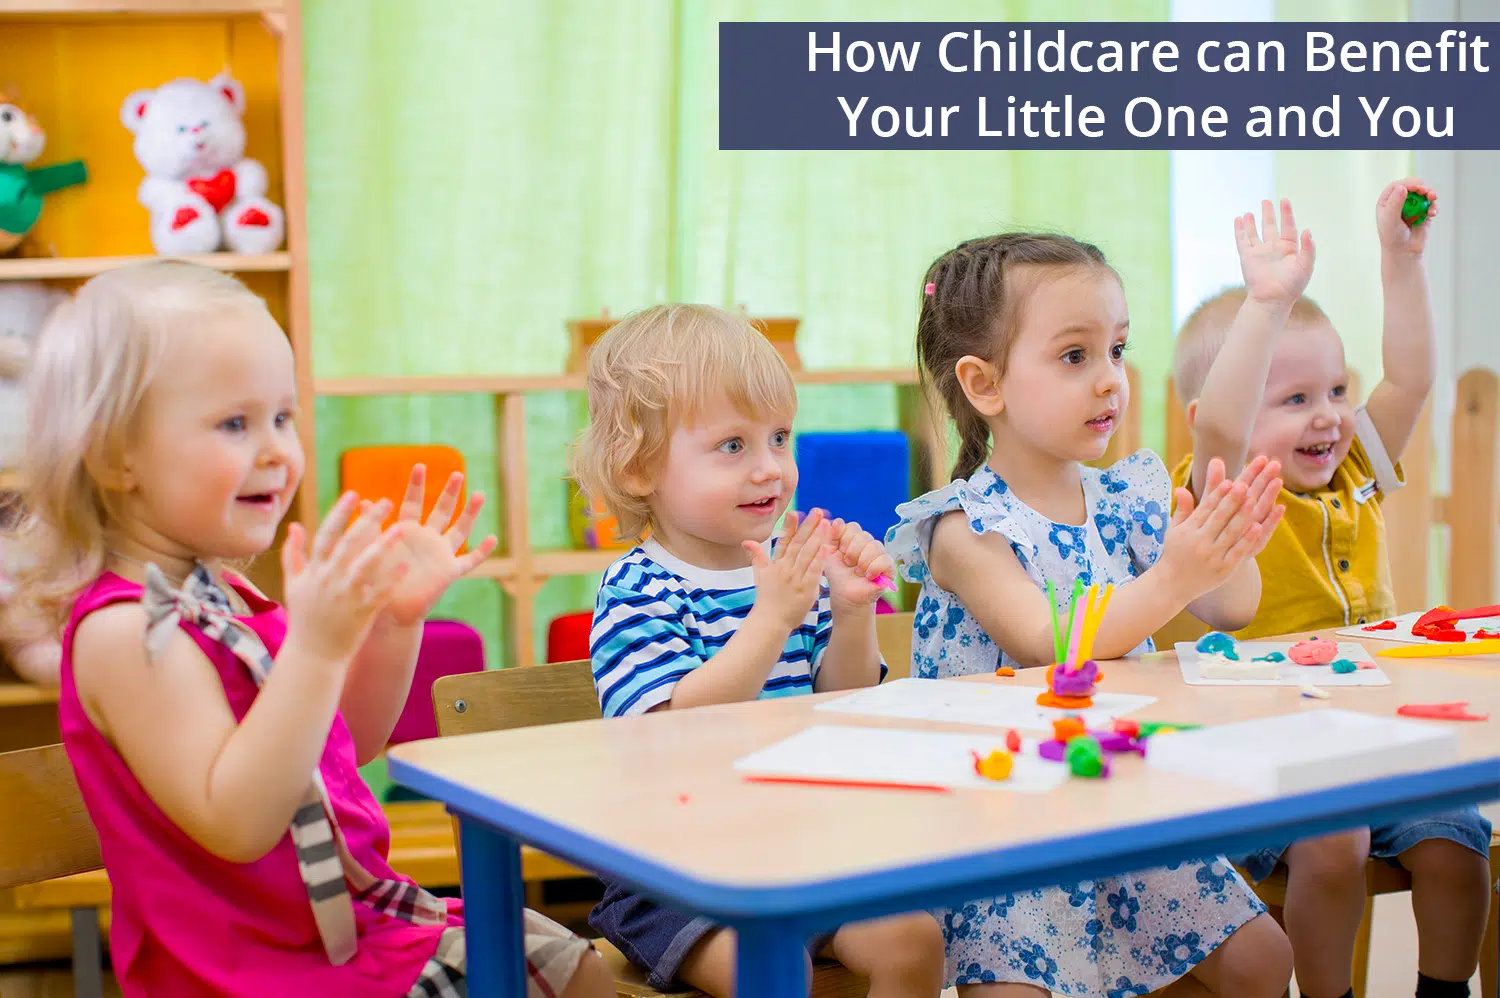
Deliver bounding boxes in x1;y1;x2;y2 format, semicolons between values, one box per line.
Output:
0;251;292;281
326;369;946;669
0;0;313;602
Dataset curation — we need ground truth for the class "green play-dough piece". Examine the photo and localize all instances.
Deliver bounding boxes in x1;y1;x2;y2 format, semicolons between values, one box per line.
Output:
1330;659;1358;674
1064;735;1107;778
1401;191;1431;227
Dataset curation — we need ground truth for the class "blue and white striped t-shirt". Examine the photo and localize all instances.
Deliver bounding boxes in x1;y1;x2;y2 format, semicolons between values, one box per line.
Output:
590;538;835;718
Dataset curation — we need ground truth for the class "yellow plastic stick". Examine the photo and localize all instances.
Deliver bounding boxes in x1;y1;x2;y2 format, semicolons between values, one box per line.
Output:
1079;583;1113;662
1376;639;1500;658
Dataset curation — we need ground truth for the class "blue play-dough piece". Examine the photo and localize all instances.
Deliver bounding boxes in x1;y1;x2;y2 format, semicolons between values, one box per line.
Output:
1330;659;1358;674
1252;651;1287;663
1195;631;1239;661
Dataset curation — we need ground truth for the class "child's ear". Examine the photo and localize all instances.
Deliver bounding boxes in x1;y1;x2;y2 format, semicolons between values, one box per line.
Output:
954;355;1004;417
620;467;653;498
84;444;135;493
1185;398;1198;428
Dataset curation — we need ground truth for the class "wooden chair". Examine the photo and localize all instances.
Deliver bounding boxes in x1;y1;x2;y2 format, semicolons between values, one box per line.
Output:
0;744;106;998
431;662;867;998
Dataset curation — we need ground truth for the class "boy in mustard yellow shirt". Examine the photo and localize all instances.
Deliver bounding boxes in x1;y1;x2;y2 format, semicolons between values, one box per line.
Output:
1173;182;1490;998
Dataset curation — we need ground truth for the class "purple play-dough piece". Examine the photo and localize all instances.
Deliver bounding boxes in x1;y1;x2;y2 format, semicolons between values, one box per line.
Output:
1041;730;1144;762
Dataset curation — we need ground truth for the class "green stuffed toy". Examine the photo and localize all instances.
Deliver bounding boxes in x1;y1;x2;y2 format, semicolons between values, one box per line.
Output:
0;94;87;254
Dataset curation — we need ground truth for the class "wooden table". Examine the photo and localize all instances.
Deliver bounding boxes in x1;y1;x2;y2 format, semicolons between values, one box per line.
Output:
387;633;1500;997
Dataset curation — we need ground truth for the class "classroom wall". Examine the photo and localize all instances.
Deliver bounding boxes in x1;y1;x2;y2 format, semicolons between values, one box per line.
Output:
302;0;1172;669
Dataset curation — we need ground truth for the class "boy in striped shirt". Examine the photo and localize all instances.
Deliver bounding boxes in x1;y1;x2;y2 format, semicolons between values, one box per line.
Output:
569;303;943;997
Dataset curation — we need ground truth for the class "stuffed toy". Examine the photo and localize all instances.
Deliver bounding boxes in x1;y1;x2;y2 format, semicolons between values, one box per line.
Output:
0;93;88;255
0;529;62;688
0;281;67;686
0;281;68;469
120;72;285;255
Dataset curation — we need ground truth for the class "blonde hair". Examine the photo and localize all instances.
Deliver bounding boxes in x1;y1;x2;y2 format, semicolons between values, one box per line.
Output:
1173;287;1332;402
1;260;273;634
569;304;797;543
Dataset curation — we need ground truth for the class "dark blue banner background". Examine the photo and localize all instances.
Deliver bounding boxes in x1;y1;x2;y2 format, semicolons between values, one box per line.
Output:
719;22;1499;149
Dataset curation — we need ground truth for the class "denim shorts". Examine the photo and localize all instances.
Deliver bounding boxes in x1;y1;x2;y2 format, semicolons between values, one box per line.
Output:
590;881;836;990
1233;804;1493;883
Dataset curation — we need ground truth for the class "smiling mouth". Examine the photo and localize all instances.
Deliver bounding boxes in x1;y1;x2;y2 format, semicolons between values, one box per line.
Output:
1086;414;1115;431
739;497;777;512
1297;443;1335;460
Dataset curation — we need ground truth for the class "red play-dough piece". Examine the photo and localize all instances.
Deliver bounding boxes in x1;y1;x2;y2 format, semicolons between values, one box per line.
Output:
1005;729;1022;752
1112;718;1141;738
1412;604;1500;640
1475;629;1500;640
1397;702;1490;722
1362;620;1398;631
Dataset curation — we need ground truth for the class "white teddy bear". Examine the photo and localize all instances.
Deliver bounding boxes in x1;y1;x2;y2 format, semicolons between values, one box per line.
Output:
120;72;285;256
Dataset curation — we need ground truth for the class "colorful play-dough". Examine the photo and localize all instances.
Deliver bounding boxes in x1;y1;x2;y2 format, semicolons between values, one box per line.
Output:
1195;631;1239;660
1288;637;1339;666
1330;659;1358;674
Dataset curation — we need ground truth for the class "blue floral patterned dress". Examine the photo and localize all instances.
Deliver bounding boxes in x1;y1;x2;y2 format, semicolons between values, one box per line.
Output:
884;450;1266;995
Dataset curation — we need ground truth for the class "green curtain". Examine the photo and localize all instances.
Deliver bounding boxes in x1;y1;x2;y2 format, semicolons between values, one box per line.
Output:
303;0;1172;680
1273;0;1410;387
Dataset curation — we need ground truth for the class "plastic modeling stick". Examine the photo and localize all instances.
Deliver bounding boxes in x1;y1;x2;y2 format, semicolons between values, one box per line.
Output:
1378;639;1500;659
1046;581;1064;664
1064;580;1088;666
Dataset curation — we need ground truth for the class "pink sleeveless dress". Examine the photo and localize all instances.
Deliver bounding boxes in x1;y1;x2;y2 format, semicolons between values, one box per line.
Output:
58;572;463;997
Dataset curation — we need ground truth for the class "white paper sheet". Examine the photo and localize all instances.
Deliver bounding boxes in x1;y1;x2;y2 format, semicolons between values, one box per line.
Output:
1335;609;1500;645
1146;708;1459;795
734;724;1071;793
1175;641;1388;687
814;677;1157;731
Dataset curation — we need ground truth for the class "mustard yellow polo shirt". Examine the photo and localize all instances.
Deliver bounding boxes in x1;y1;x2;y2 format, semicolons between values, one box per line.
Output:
1169;411;1401;640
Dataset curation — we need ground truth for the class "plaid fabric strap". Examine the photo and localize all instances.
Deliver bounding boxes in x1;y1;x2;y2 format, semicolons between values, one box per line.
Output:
141;563;448;966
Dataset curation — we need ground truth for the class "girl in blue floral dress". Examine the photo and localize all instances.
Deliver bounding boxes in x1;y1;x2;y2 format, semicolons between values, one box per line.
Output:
886;232;1303;997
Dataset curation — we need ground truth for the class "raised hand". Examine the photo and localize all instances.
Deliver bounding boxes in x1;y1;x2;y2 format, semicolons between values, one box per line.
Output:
1376;177;1438;256
744;509;831;633
379;465;499;627
1236;197;1315;305
280;492;409;663
821;515;896;612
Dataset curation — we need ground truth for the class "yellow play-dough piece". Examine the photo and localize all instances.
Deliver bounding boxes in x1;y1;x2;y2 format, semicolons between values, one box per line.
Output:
1377;639;1500;659
972;749;1014;781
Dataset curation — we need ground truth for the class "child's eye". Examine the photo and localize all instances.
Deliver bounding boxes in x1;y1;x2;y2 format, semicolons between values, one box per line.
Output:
770;430;789;448
1110;342;1128;361
1285;393;1306;406
1331;385;1347;399
1063;348;1085;365
719;438;744;455
219;415;246;432
275;410;294;428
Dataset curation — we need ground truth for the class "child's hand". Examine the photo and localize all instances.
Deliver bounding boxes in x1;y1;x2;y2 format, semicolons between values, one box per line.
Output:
1235;198;1315;305
822;515;895;613
380;465;500;627
1159;456;1286;602
1376;177;1438;256
280;492;409;664
744;509;831;633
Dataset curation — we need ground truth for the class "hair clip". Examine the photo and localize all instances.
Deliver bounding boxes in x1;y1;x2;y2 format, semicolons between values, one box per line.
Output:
924;282;935;296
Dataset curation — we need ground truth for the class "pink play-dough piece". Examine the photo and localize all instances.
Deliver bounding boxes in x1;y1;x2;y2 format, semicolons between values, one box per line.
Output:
1288;637;1339;666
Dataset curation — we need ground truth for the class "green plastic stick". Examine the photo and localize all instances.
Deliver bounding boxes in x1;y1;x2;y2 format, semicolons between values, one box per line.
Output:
1046;580;1063;663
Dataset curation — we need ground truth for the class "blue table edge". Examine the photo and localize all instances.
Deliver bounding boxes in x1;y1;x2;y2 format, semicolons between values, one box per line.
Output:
388;750;1500;923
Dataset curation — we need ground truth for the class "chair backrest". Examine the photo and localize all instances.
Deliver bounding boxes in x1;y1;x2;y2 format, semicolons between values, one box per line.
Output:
0;743;101;890
432;660;601;738
876;611;914;681
433;614;916;740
